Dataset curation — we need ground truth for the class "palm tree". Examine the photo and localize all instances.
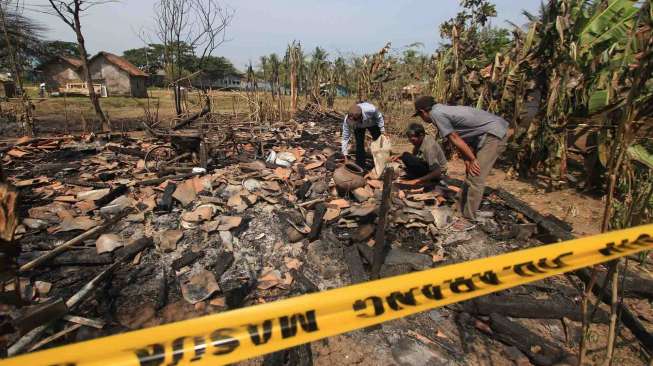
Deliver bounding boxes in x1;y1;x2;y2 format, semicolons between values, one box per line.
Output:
259;55;268;92
268;53;281;97
285;41;302;113
309;46;328;104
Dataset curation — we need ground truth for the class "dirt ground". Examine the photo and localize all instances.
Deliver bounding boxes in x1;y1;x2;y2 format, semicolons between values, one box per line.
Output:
448;159;604;238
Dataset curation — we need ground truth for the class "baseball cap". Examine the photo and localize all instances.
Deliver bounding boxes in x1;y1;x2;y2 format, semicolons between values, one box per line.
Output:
412;95;436;117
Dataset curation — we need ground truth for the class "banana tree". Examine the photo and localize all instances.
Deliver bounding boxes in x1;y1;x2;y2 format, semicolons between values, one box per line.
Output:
285;41;302;114
515;0;641;184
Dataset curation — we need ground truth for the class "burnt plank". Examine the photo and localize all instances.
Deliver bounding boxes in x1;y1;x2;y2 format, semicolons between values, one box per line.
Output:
371;167;394;279
307;203;327;242
462;294;609;323
487;313;576;366
344;245;368;284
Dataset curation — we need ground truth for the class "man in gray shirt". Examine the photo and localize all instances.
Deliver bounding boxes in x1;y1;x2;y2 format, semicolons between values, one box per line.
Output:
413;96;509;221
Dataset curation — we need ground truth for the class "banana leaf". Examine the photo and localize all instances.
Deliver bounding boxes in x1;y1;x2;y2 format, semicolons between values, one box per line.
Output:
589;89;609;113
579;0;638;54
628;144;653;170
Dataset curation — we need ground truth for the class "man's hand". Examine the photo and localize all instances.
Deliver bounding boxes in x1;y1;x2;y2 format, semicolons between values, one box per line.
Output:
390;155;401;162
465;159;481;176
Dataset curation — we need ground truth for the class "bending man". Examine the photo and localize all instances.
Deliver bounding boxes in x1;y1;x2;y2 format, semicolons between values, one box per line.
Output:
413;96;508;221
341;102;385;169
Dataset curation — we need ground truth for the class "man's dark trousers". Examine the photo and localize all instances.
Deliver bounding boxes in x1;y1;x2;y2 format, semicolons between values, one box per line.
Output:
354;125;381;168
400;152;430;178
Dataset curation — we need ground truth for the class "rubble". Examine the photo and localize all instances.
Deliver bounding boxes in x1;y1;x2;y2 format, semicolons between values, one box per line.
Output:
0;112;648;366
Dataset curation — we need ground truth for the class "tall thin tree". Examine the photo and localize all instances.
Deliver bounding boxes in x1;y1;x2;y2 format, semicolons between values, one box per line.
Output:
47;0;110;131
153;0;233;116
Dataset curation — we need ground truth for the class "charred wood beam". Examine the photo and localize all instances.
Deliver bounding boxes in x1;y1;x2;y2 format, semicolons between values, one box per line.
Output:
60;178;110;189
172;251;204;271
156;267;168;311
485;313;576;366
19;249;112;267
290;269;319;294
307;203;327;242
199;142;208;170
94;184;127;208
344;245;368;284
296;181;312;201
172;100;211;130
136;172;199;187
33;162;81;175
19;211;129;273
114;237;153;259
8;237;151;355
576;268;653;352
493;189;653;352
592;268;653;299
14;299;68;336
371;167;394;279
462;294;609;323
106;145;146;159
213;251;235;279
493;188;574;241
157;182;177;212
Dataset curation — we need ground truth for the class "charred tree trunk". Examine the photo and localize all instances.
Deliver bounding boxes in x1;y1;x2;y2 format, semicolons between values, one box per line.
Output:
174;84;183;117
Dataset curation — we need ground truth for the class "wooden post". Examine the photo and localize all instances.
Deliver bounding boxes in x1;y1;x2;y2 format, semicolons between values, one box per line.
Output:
80;111;87;134
63;92;69;134
371;167;394;279
199;141;208;170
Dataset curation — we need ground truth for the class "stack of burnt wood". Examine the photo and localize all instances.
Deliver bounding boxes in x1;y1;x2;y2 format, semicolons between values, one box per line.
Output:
294;102;344;124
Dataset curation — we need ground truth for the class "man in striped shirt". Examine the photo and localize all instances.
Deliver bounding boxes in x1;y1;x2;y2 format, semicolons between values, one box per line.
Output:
341;102;385;169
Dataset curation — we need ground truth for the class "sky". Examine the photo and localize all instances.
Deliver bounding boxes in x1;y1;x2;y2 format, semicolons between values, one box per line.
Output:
25;0;542;71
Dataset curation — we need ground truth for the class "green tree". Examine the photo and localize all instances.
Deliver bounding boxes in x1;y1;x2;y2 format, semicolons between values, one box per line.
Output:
197;55;237;80
268;53;281;96
42;40;79;59
123;45;165;73
258;55;268;84
478;26;511;61
0;4;44;75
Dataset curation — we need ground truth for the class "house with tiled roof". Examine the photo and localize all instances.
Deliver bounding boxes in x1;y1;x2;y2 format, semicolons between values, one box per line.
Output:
88;52;148;98
38;56;84;90
37;52;148;98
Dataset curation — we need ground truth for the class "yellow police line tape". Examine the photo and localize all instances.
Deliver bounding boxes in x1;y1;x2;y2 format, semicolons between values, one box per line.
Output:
3;224;653;366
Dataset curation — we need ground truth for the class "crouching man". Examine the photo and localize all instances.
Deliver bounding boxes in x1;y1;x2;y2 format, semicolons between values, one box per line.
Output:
397;123;447;186
413;96;508;222
341;102;385;169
